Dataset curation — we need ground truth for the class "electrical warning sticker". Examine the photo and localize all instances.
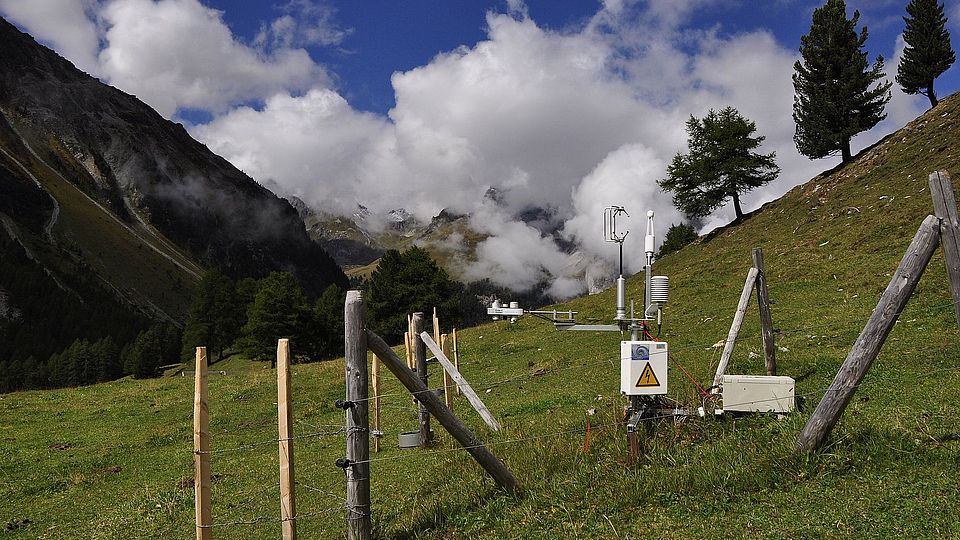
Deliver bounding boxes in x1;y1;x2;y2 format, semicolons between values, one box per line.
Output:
635;362;660;387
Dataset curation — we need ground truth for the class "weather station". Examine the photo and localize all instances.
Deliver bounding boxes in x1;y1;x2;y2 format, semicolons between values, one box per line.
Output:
487;206;679;452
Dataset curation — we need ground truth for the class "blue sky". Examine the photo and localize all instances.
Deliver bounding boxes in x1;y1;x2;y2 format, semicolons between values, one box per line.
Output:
1;0;957;296
189;0;959;115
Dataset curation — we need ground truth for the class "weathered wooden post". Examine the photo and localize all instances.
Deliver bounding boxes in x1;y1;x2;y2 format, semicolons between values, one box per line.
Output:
193;347;212;540
452;328;461;395
412;312;431;447
366;330;519;492
371;352;381;453
929;170;960;329
713;267;759;386
343;291;371;539
752;248;777;376
276;339;296;540
796;215;940;452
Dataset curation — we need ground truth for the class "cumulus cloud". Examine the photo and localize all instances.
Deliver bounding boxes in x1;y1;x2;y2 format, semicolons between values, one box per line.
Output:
2;0;331;118
193;88;392;216
99;0;328;117
0;0;102;75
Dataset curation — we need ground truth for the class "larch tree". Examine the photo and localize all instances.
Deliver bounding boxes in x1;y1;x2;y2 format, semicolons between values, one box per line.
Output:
897;0;956;108
793;0;892;163
659;107;779;221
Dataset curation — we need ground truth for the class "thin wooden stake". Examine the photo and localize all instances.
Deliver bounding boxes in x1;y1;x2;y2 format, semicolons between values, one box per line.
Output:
752;248;777;376
796;215;940;452
344;291;371;540
276;339;296;540
371;352;381;453
193;347;212;540
452;328;461;395
714;267;759;386
366;330;518;492
441;333;453;410
929;170;960;329
412;313;431;447
420;332;502;431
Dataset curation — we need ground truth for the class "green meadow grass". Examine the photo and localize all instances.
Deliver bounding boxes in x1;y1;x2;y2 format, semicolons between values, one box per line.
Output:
4;97;960;538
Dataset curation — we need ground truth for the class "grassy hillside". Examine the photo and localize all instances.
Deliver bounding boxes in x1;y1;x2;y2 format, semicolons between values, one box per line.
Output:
0;111;200;323
4;95;960;538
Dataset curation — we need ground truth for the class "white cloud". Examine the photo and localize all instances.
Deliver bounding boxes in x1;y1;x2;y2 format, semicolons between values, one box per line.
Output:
565;144;682;275
98;0;329;117
193;88;392;216
0;0;102;76
1;0;332;118
255;0;352;49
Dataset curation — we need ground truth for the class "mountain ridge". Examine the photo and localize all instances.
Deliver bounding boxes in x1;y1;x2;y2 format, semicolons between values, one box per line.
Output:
0;17;347;370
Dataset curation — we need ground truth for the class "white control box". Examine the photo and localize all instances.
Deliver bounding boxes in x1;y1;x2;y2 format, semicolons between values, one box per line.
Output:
721;375;795;413
620;341;668;396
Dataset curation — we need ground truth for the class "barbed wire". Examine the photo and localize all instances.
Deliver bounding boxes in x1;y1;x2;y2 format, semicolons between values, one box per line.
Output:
195;428;345;455
198;506;344;529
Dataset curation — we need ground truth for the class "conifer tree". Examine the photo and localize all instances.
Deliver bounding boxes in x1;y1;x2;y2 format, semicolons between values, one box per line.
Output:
181;271;241;363
897;0;956;108
657;223;698;258
367;247;461;343
238;272;311;366
793;0;892;163
659;107;779;221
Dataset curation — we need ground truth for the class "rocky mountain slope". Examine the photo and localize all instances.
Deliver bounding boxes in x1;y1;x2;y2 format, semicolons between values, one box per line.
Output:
0;18;347;365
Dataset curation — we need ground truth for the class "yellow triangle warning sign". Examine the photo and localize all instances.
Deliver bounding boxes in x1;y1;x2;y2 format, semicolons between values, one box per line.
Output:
635;362;660;388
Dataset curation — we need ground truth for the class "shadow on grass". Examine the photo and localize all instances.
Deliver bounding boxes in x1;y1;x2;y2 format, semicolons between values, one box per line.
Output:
381;485;518;540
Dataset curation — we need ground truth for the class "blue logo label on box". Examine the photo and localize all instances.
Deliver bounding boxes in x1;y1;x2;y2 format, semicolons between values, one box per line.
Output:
631;344;649;361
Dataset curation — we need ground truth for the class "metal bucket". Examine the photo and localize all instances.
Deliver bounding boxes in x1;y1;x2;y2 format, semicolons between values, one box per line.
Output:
398;430;434;449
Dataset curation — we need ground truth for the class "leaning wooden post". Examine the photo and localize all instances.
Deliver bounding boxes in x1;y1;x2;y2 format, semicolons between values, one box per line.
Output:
193;347;212;540
452;329;461;395
343;291;371;540
366;330;519;492
752;248;777;376
929;170;960;329
276;339;296;540
412;312;431;447
371;352;381;453
441;333;453;409
796;215;940;452
713;267;759;386
420;332;502;431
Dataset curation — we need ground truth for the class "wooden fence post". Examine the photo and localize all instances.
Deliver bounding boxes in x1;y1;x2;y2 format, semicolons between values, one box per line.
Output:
371;352;381;453
276;339;296;540
796;215;941;452
412;312;431;447
441;334;453;409
420;332;502;431
366;330;519;492
752;248;777;376
713;267;759;386
344;291;371;540
453;329;461;395
929;170;960;329
193;347;212;540
404;331;412;370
